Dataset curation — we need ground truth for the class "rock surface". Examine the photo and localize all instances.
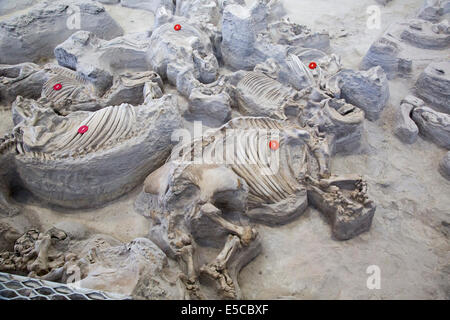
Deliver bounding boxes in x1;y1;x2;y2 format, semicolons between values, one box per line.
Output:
0;1;123;64
336;67;390;121
394;102;419;144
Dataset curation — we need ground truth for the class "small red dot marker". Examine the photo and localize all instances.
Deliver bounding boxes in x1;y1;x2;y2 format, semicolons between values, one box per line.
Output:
78;125;89;134
53;83;62;91
174;24;181;31
269;140;279;151
309;62;317;70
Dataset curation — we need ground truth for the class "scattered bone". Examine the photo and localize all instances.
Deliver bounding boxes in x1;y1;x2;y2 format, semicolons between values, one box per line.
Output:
394;101;420;144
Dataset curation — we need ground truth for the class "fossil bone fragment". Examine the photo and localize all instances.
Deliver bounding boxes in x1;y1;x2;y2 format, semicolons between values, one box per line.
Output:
55;31;153;94
235;71;299;120
140;116;375;299
221;2;329;71
301;98;365;154
333;67;390;121
37;64;163;115
411;105;450;149
268;18;330;51
394;101;420;144
147;15;219;86
0;228;69;278
415;61;450;114
176;0;221;25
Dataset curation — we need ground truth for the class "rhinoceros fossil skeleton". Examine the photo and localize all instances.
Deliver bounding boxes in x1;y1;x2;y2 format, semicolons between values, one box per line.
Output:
143;116;375;299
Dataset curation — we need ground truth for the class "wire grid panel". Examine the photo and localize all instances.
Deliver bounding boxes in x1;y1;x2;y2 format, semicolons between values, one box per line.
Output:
0;272;130;300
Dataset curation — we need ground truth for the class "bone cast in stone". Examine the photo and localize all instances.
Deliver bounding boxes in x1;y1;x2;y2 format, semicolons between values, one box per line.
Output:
236;71;298;120
55;31;153;95
0;228;69;277
0;227;184;299
0;63;50;107
0;0;123;64
77;237;183;299
0;93;181;212
333;67;390;121
146;13;219;87
39;64;164;114
302;98;365;154
140;117;375;299
221;2;330;71
415;61;450;114
0;62;164;114
394;100;421;144
176;0;222;25
412;106;450;149
394;94;449;149
233;69;365;153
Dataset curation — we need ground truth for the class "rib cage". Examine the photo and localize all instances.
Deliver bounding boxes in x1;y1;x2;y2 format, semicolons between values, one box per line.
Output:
237;72;293;119
42;66;96;106
239;72;291;105
18;104;137;159
173;117;303;207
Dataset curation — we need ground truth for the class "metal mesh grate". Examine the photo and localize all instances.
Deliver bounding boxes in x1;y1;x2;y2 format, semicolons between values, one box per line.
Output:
0;272;130;300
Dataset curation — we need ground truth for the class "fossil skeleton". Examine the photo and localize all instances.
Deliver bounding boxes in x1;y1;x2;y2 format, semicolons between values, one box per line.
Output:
141;116;375;299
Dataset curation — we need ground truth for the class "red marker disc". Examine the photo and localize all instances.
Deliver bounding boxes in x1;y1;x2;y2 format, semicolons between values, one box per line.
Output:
78;125;89;134
174;24;181;31
269;140;279;151
309;62;317;70
309;62;317;69
53;83;63;91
